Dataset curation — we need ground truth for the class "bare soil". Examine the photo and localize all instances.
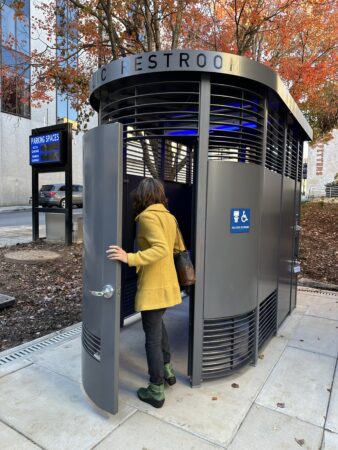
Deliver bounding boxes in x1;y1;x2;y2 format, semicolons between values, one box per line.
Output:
0;202;337;352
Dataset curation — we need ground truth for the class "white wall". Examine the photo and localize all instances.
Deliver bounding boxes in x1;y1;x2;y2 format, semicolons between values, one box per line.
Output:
0;0;97;206
307;129;338;196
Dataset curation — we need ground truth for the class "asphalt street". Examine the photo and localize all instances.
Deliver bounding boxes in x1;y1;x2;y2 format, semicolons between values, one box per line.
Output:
0;210;45;227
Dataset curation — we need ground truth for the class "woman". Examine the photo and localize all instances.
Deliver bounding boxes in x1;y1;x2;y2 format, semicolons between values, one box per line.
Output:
106;178;185;408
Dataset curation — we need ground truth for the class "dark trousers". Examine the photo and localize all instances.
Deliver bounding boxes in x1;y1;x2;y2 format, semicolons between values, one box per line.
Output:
141;308;171;385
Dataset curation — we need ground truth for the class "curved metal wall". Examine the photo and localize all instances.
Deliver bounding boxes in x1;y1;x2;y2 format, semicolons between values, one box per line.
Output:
95;68;306;380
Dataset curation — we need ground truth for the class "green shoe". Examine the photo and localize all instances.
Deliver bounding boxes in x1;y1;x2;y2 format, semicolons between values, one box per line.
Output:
137;383;165;408
164;363;176;386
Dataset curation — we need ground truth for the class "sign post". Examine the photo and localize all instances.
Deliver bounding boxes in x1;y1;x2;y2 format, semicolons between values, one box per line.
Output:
30;123;73;245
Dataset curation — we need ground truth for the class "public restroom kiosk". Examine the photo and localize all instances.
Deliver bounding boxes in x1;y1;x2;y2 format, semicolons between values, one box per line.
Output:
82;50;312;414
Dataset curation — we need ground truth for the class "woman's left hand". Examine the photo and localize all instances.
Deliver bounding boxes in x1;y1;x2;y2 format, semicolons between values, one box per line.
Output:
106;245;128;264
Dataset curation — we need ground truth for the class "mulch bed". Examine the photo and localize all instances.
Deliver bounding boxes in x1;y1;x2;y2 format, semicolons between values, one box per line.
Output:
0;202;337;352
0;241;82;352
299;202;338;285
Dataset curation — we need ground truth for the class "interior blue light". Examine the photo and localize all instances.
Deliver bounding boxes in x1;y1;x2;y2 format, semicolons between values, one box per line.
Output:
211;125;240;131
243;121;257;128
164;121;257;136
166;129;198;136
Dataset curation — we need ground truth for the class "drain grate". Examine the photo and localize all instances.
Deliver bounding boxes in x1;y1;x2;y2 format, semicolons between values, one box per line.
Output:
298;288;338;297
0;324;82;366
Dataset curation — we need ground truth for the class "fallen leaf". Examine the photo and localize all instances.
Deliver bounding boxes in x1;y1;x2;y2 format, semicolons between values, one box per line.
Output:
212;396;218;401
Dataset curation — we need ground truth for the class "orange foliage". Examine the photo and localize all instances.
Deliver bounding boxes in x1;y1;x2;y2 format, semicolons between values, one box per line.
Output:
2;0;336;139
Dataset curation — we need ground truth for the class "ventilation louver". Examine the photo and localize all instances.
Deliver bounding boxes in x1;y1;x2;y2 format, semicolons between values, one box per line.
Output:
266;113;284;174
208;82;264;164
202;309;256;379
100;79;199;183
258;290;277;348
82;325;101;362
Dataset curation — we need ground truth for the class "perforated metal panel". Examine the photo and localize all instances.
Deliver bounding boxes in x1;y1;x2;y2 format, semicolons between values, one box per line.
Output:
202;309;256;379
258;290;277;348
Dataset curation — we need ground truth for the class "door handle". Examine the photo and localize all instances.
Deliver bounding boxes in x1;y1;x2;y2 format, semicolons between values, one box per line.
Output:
90;285;115;299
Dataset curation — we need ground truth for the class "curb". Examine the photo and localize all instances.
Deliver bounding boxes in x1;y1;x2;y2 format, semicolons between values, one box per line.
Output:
298;277;338;292
0;206;31;213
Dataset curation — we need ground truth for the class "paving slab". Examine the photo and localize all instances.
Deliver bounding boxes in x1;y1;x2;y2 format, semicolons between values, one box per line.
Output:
305;301;338;321
0;359;32;379
288;315;338;358
118;300;253;447
326;364;338;433
0;421;42;450
322;431;338;450
276;312;302;339
201;335;287;400
120;377;252;448
297;290;338;306
94;410;223;450
28;336;81;384
0;364;136;450
256;347;335;427
228;404;322;450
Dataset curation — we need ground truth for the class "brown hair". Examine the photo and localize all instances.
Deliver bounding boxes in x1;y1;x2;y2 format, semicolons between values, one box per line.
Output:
133;178;168;215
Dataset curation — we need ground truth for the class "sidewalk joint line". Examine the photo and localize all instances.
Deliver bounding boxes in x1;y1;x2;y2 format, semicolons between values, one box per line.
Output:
90;408;139;450
303;313;338;322
320;356;338;448
227;344;288;447
0;416;46;450
253;401;326;430
0;361;33;380
120;400;227;448
286;344;337;359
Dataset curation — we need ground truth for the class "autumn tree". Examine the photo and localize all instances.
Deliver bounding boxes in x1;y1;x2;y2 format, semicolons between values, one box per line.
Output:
180;0;338;142
2;0;337;143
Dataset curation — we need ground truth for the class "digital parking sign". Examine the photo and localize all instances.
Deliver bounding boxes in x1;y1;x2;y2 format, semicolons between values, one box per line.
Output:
29;131;63;165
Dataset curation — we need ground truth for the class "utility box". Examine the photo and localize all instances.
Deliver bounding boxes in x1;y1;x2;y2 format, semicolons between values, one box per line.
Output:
46;211;83;243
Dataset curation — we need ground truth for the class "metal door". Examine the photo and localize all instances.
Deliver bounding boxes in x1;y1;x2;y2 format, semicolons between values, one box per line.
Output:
82;123;123;414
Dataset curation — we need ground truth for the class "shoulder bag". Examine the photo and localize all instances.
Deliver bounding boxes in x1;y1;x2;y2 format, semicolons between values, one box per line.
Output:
173;220;196;286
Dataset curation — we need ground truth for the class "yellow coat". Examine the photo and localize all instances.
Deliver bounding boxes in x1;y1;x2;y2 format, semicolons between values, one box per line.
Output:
127;203;185;312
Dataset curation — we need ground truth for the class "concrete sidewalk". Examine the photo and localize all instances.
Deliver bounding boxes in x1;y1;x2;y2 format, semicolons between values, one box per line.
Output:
0;225;45;247
0;287;337;450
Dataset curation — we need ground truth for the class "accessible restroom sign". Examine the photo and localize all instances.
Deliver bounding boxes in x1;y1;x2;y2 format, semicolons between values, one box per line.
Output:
230;208;251;233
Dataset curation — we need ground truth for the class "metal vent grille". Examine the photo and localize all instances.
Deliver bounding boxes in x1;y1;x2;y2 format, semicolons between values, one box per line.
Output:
285;129;298;180
208;83;264;164
297;142;303;182
266;112;284;174
0;324;82;366
121;278;137;320
100;79;199;183
82;325;101;362
202;309;256;379
258;290;277;348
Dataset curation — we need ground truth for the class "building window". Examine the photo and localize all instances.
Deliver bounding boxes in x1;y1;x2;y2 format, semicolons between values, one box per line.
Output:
1;0;31;118
56;0;77;124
